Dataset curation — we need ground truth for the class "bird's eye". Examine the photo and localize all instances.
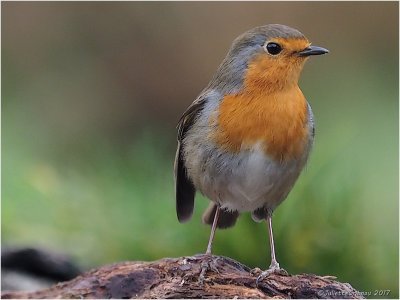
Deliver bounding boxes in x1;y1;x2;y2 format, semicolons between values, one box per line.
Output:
265;42;282;55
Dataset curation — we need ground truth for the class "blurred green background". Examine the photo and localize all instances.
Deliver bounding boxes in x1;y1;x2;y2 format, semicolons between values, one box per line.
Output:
2;1;398;298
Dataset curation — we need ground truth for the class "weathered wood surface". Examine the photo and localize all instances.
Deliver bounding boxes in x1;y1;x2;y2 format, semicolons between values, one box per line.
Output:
1;255;364;299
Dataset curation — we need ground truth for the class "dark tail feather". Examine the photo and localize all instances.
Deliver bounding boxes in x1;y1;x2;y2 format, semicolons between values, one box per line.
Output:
174;144;195;223
202;203;239;229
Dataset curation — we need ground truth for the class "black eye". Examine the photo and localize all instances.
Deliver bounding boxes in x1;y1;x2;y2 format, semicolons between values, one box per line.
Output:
265;42;282;55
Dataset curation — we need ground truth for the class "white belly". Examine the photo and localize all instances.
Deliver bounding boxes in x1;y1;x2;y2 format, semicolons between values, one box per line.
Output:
183;141;311;216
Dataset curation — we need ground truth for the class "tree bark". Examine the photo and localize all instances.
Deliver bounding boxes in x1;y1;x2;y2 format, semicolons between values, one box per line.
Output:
1;255;364;299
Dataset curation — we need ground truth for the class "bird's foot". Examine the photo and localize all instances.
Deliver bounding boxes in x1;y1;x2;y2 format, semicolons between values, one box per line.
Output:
255;261;288;286
181;254;220;284
199;254;220;284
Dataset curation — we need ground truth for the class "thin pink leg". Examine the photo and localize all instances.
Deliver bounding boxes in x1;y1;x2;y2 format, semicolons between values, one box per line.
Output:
267;216;279;269
256;217;286;285
205;205;221;255
198;205;221;283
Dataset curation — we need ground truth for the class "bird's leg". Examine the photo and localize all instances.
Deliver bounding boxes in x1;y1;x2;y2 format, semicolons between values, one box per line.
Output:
181;205;221;284
198;204;221;283
256;216;288;285
205;204;220;255
267;215;280;270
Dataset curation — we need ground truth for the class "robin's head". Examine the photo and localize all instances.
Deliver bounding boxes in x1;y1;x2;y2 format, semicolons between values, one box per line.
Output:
209;24;328;93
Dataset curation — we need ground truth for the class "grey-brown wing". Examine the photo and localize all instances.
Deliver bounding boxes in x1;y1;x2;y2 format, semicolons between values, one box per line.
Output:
174;97;206;223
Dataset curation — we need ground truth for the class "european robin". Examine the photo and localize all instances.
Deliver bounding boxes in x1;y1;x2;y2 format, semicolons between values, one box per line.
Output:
174;24;328;283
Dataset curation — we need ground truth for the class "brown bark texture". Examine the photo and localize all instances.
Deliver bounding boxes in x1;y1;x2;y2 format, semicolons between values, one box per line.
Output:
1;255;364;299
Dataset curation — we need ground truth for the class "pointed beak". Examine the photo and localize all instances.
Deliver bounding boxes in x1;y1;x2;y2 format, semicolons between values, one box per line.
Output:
297;46;329;57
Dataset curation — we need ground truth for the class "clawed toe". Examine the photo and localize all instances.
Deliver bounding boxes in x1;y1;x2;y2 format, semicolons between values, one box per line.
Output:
256;266;288;286
180;255;221;284
199;255;220;284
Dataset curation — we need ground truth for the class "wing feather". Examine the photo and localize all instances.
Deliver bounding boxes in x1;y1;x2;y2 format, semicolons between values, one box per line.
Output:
174;97;206;223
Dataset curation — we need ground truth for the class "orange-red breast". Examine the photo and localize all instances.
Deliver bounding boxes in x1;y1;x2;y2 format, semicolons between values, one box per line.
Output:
174;24;328;283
